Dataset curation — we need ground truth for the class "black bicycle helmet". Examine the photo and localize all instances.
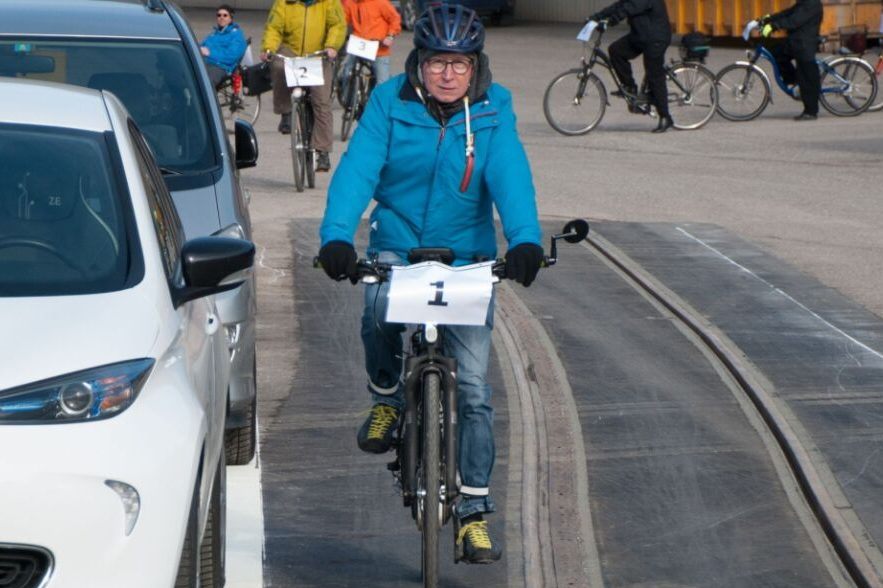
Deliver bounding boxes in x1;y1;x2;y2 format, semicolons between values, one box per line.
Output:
413;3;485;54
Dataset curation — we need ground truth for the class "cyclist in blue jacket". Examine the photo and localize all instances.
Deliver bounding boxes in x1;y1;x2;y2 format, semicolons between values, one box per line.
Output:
317;3;543;565
200;4;247;89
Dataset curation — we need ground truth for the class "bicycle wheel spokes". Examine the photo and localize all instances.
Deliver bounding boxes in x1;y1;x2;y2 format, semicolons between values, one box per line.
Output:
714;63;771;121
543;69;606;135
290;103;306;192
666;64;717;130
820;57;878;116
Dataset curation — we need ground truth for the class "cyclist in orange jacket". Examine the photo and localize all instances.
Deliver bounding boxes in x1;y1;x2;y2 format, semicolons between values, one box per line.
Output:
342;0;401;84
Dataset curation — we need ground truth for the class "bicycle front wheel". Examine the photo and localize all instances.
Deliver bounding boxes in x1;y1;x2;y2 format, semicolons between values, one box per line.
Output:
340;72;359;142
236;91;261;125
420;371;441;588
714;63;771;121
304;107;316;189
543;69;606;135
290;103;306;192
666;63;717;130
820;57;878;116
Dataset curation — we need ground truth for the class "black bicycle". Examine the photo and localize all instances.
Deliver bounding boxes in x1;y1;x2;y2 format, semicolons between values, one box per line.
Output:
543;21;718;135
276;51;326;192
340;55;376;142
315;219;589;588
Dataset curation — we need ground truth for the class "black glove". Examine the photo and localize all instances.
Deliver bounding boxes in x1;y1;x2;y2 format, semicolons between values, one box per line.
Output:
505;243;544;288
318;240;358;282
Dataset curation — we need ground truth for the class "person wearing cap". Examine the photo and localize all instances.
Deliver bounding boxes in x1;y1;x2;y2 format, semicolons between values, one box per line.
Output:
316;3;543;564
200;4;247;90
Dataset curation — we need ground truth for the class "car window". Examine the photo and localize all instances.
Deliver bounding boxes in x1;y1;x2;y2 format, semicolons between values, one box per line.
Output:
128;120;185;282
0;39;217;174
0;123;141;297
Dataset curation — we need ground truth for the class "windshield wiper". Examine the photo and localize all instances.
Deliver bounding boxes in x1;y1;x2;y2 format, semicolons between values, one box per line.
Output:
158;166;183;176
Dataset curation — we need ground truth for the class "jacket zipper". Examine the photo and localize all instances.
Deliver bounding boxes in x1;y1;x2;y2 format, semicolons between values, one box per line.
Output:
300;1;308;55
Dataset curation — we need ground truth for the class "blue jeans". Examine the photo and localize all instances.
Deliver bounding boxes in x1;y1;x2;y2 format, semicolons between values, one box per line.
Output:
361;254;496;519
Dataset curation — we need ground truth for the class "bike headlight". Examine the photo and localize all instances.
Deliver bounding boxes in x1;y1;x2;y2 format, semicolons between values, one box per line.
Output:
0;359;154;424
292;87;305;99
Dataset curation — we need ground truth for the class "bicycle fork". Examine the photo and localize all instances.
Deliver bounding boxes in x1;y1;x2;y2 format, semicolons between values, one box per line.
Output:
400;355;459;524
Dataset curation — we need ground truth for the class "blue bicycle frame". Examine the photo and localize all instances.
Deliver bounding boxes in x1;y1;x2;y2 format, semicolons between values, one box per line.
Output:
749;42;852;99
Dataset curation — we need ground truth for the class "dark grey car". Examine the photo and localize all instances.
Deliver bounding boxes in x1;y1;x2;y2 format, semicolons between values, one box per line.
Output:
0;0;260;464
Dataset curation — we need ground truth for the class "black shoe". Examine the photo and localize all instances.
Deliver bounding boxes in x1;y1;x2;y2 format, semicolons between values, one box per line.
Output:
652;115;674;133
278;113;291;134
456;515;502;564
316;150;331;172
357;404;399;453
793;112;817;121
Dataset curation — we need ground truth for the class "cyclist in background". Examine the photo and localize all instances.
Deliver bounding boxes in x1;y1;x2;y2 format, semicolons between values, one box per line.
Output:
342;0;401;85
317;3;543;565
757;0;823;120
200;4;247;90
589;0;674;132
261;0;346;172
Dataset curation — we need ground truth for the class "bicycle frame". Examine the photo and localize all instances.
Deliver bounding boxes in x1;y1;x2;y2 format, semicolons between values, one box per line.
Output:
745;42;863;98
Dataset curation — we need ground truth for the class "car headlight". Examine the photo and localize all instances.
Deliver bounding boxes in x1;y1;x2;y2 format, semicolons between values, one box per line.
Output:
0;359;154;424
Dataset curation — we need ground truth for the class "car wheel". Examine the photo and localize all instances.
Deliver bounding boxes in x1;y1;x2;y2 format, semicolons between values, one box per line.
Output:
225;357;257;465
200;453;226;588
401;0;418;30
174;482;200;587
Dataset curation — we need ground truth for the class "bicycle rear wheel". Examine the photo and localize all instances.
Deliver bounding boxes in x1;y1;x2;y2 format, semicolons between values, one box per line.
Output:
290;102;306;192
714;63;771;121
820;56;878;116
543;68;606;135
421;371;441;588
666;63;717;130
869;57;883;112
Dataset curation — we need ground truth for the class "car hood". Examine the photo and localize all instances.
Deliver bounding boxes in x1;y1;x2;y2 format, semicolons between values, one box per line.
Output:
168;179;221;240
0;289;161;391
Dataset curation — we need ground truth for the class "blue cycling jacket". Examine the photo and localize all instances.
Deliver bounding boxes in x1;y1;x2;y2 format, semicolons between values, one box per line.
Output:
320;74;542;265
201;22;247;74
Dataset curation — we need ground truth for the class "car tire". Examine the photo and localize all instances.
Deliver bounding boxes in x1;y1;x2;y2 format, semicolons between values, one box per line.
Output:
200;453;226;588
174;480;201;587
225;357;257;465
400;0;418;30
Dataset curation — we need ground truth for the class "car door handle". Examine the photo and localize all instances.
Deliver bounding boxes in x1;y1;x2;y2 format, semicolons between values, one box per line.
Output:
206;313;220;335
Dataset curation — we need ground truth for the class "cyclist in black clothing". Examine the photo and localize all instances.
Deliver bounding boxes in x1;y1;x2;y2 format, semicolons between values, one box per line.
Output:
590;0;673;133
759;0;823;120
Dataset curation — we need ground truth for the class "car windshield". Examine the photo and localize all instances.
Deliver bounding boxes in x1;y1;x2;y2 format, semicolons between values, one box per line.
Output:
0;124;140;297
0;39;216;174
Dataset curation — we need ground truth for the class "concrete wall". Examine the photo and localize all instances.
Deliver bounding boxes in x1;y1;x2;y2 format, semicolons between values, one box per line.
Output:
178;0;593;22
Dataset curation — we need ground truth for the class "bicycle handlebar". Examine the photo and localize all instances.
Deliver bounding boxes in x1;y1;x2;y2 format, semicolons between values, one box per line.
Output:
311;256;550;284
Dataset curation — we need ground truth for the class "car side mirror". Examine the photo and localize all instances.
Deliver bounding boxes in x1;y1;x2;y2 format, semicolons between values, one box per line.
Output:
172;236;255;307
234;119;258;169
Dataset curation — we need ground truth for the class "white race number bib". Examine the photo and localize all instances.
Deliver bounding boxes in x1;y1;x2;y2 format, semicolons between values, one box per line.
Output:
385;262;494;326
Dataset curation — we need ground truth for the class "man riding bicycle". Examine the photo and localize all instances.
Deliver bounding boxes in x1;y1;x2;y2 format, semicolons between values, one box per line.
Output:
261;0;346;172
756;0;823;120
590;0;674;132
317;3;543;565
342;0;401;85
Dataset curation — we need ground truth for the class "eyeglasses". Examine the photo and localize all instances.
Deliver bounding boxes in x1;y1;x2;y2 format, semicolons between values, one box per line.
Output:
425;58;473;75
216;12;231;18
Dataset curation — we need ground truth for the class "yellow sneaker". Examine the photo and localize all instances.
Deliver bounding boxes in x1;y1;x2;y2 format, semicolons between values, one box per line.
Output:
456;516;502;564
356;404;399;453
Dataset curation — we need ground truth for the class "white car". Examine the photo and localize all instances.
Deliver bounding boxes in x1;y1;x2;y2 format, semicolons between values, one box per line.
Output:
0;78;254;587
